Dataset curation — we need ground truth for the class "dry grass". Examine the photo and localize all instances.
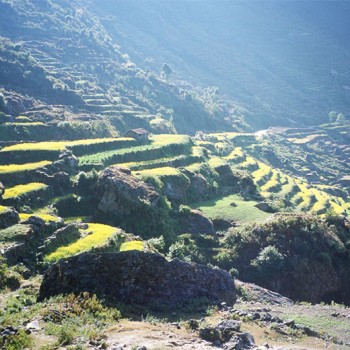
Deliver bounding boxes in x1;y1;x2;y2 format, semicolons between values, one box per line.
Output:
45;223;120;262
0;160;52;174
2;183;48;199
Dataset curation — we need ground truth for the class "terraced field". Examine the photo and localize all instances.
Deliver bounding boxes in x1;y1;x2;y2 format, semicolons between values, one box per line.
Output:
1;126;350;268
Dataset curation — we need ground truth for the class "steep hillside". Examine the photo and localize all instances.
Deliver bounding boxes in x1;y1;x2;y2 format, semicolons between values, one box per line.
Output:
92;0;350;128
1;2;350;349
0;0;247;139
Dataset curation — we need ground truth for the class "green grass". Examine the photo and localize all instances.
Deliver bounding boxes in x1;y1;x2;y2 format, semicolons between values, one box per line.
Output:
251;161;272;184
19;213;61;223
45;223;120;262
287;134;326;144
0;160;52;174
2;183;48;199
260;169;280;193
79;134;191;167
119;240;144;252
0;137;133;152
0;224;31;242
192;194;271;223
0;205;10;214
133;166;180;177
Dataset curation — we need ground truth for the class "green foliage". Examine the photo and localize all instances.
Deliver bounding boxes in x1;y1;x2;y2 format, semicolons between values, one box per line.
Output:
250;245;285;281
192;194;270;223
161;63;172;81
147;235;165;253
74;170;98;196
217;213;350;302
0;256;21;291
0;329;33;350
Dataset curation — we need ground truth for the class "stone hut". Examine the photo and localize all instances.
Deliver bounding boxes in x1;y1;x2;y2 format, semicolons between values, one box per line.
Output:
123;128;149;142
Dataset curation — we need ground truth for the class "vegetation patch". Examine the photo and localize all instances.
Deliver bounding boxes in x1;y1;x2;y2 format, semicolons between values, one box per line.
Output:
0;160;51;174
193;194;271;223
120;240;144;252
2;182;48;200
19;212;61;223
45;223;120;262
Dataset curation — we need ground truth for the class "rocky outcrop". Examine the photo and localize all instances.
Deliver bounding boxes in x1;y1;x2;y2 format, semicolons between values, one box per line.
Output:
235;280;293;305
0;206;19;229
39;251;236;309
0;181;4;198
178;208;215;235
199;320;255;349
95;166;159;216
93;166;170;236
254;202;274;213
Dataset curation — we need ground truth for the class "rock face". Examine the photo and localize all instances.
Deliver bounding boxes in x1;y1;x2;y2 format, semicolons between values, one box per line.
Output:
254;202;274;213
178;209;215;235
0;181;4;197
95;166;159;217
39;251;236;309
0;207;19;229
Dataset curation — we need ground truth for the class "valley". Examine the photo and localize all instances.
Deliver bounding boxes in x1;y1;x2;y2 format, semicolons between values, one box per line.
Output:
1;1;350;349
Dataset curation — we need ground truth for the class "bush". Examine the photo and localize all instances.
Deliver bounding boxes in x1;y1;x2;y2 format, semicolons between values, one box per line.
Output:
250;245;285;280
74;170;98;196
0;329;33;350
0;257;21;291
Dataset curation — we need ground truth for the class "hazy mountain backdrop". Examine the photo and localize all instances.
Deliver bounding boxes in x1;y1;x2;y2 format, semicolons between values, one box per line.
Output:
92;0;350;128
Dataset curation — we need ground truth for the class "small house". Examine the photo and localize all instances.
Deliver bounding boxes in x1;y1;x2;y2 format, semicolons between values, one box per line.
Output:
123;128;149;142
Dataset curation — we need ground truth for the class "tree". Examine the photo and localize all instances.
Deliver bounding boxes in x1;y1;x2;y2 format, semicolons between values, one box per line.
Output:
161;63;172;82
328;111;337;123
0;92;5;112
336;112;346;123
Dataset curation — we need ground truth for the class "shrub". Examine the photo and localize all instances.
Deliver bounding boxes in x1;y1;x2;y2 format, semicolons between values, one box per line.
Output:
0;257;21;291
0;329;33;350
250;245;285;280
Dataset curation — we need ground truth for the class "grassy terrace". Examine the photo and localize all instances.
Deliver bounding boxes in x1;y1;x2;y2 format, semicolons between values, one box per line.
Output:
118;154;201;171
19;212;62;223
207;132;255;142
0;205;10;214
0;137;134;153
133;166;181;177
0;224;32;244
0;160;52;174
229;151;350;216
260;169;281;193
45;223;120;262
120;240;144;252
225;147;244;162
79;134;191;168
287;133;326;144
2;182;48;200
251;161;271;184
193;193;271;223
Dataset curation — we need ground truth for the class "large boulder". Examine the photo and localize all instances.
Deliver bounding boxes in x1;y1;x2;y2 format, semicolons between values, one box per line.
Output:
95;166;159;216
0;206;19;229
178;208;215;235
39;251;236;309
93;166;171;237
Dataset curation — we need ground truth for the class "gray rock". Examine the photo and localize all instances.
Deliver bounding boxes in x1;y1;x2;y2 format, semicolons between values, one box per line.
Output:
0;206;19;229
25;320;41;331
254;202;274;213
39;251;236;310
178;208;215;235
0;181;4;197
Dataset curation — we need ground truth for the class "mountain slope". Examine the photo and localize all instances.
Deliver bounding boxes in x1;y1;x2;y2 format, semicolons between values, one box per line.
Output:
0;0;246;137
91;0;350;128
